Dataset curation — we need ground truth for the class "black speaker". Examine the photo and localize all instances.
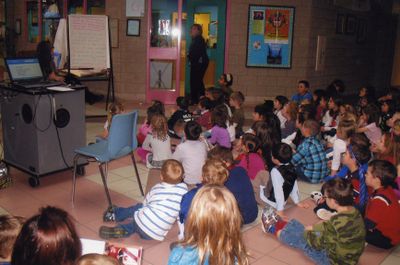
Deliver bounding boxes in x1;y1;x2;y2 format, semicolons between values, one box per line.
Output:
1;89;86;178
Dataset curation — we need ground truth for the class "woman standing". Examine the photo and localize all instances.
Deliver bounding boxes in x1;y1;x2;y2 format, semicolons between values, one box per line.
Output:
188;24;209;105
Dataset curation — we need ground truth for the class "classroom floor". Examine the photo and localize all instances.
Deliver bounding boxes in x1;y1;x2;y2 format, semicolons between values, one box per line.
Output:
0;101;399;265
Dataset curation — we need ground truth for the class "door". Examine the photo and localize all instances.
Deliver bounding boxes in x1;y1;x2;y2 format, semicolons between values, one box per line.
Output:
147;0;182;104
146;0;228;104
184;0;226;96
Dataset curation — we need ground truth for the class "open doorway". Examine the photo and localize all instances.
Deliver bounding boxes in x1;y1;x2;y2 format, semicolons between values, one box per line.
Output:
146;0;227;104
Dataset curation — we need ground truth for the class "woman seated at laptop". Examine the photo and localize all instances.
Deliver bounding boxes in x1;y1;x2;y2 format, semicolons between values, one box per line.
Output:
37;41;103;105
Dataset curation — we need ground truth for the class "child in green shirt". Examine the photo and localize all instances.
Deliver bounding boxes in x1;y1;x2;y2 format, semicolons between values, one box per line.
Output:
262;178;366;265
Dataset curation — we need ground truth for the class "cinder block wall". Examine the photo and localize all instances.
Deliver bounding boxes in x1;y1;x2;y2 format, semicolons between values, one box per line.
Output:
10;0;396;103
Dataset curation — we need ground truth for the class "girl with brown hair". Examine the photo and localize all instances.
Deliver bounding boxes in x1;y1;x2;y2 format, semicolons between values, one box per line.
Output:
11;206;81;265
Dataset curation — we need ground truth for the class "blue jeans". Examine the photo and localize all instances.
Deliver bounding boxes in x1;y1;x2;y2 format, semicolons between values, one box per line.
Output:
114;203;152;240
279;219;330;265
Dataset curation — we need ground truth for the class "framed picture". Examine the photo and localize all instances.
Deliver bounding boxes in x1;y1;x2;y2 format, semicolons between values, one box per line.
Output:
336;14;346;34
356;18;367;44
246;5;295;68
345;15;357;35
15;19;21;35
126;19;140;36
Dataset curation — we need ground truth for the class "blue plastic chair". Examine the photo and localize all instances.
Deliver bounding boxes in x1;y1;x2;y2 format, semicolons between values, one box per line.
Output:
71;110;144;206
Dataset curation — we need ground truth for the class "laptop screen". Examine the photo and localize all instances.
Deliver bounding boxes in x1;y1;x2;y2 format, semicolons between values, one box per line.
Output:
6;58;43;82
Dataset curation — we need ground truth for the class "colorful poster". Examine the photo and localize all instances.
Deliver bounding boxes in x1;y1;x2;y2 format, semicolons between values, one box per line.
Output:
246;5;295;68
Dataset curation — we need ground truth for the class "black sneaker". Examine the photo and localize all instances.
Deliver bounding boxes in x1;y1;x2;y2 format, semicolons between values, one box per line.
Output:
99;226;129;239
103;206;116;222
261;206;280;234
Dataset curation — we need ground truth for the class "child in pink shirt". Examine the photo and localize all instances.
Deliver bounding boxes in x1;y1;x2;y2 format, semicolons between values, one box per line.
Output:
236;133;265;180
357;104;382;144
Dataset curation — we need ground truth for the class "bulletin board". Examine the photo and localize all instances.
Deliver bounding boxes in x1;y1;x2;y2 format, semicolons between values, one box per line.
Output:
246;5;295;68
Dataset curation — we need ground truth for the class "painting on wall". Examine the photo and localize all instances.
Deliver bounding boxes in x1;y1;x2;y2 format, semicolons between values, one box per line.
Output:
246;5;295;68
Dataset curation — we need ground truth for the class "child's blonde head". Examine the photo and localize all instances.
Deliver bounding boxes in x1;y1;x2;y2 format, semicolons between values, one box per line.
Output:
75;254;119;265
180;185;249;265
161;159;184;184
0;215;24;259
150;114;168;140
202;158;229;185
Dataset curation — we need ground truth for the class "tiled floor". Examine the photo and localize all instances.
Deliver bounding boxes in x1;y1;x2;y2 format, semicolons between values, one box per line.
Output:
1;101;399;264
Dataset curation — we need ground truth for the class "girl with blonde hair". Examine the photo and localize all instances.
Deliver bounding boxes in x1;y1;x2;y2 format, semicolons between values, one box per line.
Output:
169;185;249;265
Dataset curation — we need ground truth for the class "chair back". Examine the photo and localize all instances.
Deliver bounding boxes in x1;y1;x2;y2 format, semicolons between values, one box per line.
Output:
107;110;138;159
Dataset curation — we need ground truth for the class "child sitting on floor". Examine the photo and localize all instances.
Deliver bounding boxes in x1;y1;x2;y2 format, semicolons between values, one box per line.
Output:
229;91;245;138
137;101;165;145
99;102;124;140
208;104;231;148
194;97;213;130
364;160;400;249
291;80;313;104
208;146;258;225
291;119;328;183
0;215;24;265
260;143;308;218
262;178;366;265
357;104;382;145
274;95;289;129
236;133;265;181
218;73;233;101
169;185;249;265
179;158;229;224
168;97;193;138
139;114;172;168
100;159;188;241
172;121;207;185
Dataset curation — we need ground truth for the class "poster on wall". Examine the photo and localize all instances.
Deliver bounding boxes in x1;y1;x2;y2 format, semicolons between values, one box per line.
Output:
246;5;295;68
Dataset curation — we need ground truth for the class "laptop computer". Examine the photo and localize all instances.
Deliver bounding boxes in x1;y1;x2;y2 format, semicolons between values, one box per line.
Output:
4;57;64;89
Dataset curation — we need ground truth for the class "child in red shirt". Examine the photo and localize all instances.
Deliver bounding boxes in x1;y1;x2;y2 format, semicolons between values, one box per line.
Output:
365;160;400;249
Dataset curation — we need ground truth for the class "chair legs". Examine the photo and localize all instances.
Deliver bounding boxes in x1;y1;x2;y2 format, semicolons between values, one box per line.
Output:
131;153;144;196
71;154;81;205
99;162;114;207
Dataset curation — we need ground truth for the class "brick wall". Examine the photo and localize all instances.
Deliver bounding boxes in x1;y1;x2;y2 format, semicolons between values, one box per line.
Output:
9;0;397;103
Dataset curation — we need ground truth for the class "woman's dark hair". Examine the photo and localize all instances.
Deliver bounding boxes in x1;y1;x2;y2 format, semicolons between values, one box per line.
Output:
322;178;354;206
297;104;316;125
368;160;398;189
254;104;268;120
37;41;53;78
176;96;189;111
362;104;380;126
184;121;202;140
263;100;274;113
275;95;288;108
211;105;228;128
264;112;281;140
272;143;292;164
11;206;81;265
299;80;310;88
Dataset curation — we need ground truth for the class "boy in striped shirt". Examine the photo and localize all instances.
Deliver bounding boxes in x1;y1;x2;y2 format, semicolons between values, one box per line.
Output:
99;159;188;241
